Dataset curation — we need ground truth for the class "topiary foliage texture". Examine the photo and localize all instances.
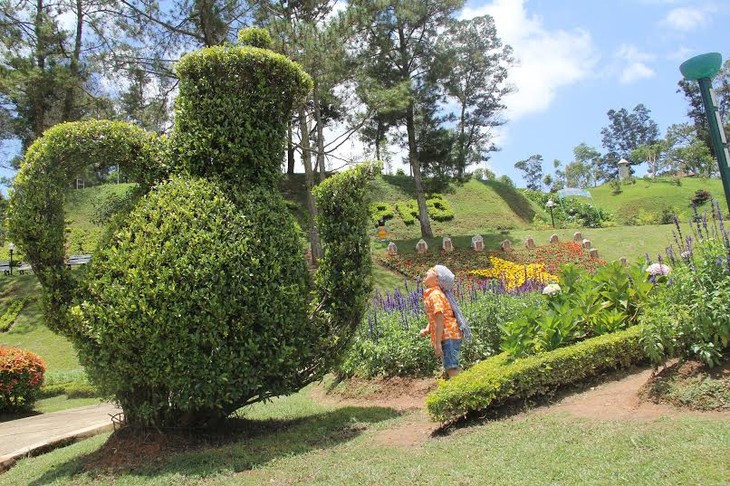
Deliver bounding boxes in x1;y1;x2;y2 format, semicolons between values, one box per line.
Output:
8;31;375;428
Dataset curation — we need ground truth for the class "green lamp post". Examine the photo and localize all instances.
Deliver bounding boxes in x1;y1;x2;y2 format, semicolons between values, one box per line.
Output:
680;52;730;211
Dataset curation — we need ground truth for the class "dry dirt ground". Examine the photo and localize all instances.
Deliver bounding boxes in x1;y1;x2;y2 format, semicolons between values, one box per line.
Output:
76;363;730;472
313;363;730;449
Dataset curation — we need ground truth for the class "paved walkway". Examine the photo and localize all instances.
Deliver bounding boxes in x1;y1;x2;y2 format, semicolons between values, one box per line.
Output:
0;403;122;472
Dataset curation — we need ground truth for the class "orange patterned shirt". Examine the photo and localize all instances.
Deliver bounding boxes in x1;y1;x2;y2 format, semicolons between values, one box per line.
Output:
424;287;462;344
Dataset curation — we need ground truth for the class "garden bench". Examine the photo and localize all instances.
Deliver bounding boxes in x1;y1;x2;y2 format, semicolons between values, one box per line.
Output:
66;254;92;269
0;261;32;275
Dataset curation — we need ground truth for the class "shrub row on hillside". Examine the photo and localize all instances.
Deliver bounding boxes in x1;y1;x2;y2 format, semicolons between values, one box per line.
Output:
426;325;645;422
390;195;455;226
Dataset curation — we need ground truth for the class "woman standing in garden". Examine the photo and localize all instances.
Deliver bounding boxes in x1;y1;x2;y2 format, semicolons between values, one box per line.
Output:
419;265;471;378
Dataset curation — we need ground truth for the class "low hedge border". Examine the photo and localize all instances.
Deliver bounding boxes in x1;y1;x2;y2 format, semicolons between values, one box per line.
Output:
426;325;645;422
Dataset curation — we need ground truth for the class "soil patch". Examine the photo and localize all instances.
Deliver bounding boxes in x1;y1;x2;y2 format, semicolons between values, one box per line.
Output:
640;359;730;411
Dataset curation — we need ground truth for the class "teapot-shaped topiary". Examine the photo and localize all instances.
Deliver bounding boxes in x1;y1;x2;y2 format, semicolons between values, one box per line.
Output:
9;33;375;428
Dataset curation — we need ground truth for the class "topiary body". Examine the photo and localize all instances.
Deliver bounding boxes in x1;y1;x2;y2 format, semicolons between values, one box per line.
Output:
10;30;375;428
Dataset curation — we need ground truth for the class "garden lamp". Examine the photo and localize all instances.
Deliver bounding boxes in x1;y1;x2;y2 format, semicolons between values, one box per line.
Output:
680;52;730;212
8;243;14;276
546;199;556;228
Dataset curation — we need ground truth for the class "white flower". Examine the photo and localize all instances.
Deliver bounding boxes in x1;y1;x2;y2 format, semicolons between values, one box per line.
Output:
680;251;691;259
542;283;561;295
646;263;671;276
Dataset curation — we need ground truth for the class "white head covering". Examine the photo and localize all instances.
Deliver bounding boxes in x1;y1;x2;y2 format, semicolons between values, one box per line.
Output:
433;265;471;341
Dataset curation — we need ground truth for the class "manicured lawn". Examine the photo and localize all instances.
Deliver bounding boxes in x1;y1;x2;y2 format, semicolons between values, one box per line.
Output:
2;386;728;485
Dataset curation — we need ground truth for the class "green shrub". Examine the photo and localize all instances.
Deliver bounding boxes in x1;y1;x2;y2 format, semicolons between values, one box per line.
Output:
641;238;730;368
0;298;28;332
610;179;622;195
71;176;312;427
426;325;645;422
39;380;99;399
370;202;395;224
172;44;313;190
0;346;46;412
501;262;656;358
7;120;167;334
237;27;273;49
426;194;455;222
690;189;712;206
395;201;416;225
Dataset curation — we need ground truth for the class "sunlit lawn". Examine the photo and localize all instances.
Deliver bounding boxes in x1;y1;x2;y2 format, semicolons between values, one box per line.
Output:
2;386;728;485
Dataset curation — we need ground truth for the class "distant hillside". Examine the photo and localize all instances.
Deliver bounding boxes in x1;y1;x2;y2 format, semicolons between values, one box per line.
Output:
590;176;726;225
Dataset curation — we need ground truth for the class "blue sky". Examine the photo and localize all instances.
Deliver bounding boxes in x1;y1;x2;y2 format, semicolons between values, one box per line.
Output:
459;0;730;185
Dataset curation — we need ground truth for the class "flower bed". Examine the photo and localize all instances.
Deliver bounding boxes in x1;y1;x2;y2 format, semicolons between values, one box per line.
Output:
378;241;605;283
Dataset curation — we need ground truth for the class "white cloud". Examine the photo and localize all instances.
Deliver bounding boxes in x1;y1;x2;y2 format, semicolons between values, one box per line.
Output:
663;6;709;31
614;44;656;83
460;0;598;122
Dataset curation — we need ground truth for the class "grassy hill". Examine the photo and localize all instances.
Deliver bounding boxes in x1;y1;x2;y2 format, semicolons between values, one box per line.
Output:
590;176;725;225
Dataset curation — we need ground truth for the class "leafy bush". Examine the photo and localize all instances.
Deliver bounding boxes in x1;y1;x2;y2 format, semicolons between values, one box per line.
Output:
426;325;645;422
523;190;613;228
641;237;730;368
395;200;417;225
72;176;314;427
370;202;395;224
690;189;712;206
426;194;455;221
11;40;375;429
610;179;622;195
0;346;45;412
7;120;167;333
501;262;656;358
0;298;28;332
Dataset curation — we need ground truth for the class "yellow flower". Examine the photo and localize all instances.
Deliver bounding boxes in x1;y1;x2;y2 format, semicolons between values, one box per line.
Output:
469;256;557;291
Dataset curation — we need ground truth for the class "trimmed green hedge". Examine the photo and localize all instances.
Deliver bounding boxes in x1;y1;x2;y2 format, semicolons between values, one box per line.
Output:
426;325;645;422
395;201;416;225
370;202;395;224
427;194;454;222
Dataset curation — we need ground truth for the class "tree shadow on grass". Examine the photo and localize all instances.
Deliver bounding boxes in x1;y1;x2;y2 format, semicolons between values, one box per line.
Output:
480;179;537;224
28;405;401;484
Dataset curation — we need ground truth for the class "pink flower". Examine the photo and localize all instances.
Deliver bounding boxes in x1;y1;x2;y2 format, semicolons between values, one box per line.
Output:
646;263;671;276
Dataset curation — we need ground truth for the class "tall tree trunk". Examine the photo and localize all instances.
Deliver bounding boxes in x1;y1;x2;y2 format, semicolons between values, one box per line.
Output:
298;105;322;261
313;87;326;182
287;121;295;174
406;104;433;238
33;0;46;139
63;0;83;121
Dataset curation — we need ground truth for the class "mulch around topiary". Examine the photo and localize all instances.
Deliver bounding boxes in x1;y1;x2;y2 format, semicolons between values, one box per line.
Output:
80;417;301;475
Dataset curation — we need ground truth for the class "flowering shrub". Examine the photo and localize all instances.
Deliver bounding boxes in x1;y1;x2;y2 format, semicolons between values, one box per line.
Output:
469;256;557;291
641;203;730;368
513;241;606;274
0;346;46;412
501;261;657;358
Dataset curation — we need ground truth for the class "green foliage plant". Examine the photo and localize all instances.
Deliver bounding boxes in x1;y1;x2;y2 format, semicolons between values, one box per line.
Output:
395;200;416;225
0;297;28;332
690;189;712;206
10;39;375;428
426;325;645;422
237;27;273;49
641;237;730;368
426;194;455;221
501;262;656;358
0;345;46;412
370;202;395;224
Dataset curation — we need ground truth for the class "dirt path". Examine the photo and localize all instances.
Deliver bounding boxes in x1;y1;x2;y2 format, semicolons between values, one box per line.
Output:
315;366;730;449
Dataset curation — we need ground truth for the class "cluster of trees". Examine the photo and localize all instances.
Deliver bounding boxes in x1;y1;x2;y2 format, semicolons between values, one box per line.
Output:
0;0;514;241
514;60;730;192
